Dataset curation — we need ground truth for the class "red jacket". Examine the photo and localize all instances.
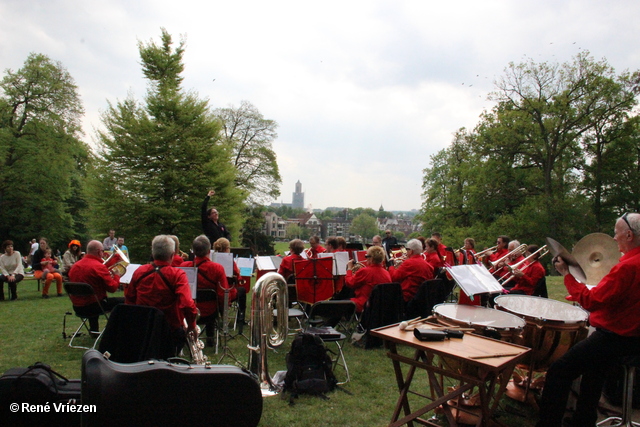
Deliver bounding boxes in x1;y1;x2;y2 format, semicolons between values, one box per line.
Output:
389;254;434;302
565;245;640;336
309;245;326;259
125;260;197;331
423;251;443;269
278;253;304;281
510;260;545;295
345;264;392;313
181;256;233;318
68;254;120;307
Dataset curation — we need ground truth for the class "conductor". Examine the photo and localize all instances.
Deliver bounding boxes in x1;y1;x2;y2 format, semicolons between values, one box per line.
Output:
201;190;231;246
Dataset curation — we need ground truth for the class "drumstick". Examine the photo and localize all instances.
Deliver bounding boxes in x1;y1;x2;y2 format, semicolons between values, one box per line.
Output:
469;352;522;360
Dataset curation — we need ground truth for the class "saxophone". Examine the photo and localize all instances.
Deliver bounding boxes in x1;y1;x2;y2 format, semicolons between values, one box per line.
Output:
184;319;208;365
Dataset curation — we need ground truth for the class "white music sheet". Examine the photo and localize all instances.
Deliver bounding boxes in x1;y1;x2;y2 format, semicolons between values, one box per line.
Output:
176;266;198;299
318;252;350;276
211;251;234;277
446;264;504;297
120;264;142;284
256;255;276;271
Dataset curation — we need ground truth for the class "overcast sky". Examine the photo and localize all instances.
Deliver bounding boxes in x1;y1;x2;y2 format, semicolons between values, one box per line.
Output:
1;1;638;211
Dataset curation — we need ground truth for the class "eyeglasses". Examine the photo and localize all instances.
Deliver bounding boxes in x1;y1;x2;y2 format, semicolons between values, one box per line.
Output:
622;212;632;231
365;255;371;258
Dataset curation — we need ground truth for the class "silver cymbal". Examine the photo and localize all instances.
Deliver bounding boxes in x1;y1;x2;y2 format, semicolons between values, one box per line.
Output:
546;237;588;283
572;233;620;286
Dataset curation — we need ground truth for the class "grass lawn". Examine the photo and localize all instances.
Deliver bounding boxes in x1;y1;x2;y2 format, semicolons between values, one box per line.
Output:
0;275;570;426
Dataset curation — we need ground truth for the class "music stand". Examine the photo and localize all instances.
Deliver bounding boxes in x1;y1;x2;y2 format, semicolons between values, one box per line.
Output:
230;247;253;258
217;281;244;367
293;258;334;305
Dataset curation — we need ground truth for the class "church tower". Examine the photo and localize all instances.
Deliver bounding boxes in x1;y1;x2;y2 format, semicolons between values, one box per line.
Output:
292;180;305;209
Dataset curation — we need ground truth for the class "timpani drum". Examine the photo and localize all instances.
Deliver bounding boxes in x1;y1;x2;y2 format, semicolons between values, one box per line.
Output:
432;303;526;342
494;295;589;369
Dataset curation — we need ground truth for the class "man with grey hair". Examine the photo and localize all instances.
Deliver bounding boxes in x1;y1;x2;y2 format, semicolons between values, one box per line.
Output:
389;238;434;302
126;235;198;355
537;213;640;427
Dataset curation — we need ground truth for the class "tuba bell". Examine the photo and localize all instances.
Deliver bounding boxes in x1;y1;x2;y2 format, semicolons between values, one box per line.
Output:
248;272;288;396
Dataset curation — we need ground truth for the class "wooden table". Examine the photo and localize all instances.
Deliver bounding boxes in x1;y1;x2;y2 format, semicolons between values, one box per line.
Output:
371;323;530;427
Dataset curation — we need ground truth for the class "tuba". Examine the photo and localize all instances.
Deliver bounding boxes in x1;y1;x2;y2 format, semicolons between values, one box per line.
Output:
248;272;288;396
103;245;130;277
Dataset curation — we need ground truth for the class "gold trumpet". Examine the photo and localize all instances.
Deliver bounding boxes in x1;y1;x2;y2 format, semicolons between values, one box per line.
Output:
500;245;550;286
474;245;497;260
352;261;366;273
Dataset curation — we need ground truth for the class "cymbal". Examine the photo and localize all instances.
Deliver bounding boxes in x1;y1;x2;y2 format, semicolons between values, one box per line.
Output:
545;237;588;283
572;233;620;286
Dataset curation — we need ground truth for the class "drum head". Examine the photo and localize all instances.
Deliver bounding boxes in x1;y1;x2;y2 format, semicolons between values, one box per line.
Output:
433;303;526;329
494;295;589;323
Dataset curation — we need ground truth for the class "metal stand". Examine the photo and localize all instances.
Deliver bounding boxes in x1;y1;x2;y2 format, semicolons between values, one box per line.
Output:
217;282;244;367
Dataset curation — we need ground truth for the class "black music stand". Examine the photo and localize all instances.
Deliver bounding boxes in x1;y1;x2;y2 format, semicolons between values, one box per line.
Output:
293;258;334;305
230;247;253;258
217;281;244;367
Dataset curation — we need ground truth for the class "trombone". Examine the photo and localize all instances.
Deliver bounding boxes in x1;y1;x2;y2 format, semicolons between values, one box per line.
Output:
500;245;550;287
489;244;527;269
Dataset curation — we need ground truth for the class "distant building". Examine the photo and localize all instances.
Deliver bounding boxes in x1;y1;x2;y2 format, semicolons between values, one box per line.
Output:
292;180;304;209
263;212;287;239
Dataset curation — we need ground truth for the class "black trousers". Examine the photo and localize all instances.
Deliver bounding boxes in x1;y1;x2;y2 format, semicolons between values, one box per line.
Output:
74;297;125;332
536;329;640;427
0;274;23;300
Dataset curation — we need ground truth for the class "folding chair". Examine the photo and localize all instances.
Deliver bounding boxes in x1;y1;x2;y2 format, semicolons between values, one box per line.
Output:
63;282;110;349
304;300;356;384
360;282;403;349
96;304;175;363
405;278;455;320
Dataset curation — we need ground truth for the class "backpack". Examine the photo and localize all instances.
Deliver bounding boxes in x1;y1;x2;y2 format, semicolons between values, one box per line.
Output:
283;333;337;401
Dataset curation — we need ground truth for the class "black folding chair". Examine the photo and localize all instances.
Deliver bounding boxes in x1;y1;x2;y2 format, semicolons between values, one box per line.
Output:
360;282;403;349
405;278;455;320
304;300;356;384
63;282;110;349
96;304;175;363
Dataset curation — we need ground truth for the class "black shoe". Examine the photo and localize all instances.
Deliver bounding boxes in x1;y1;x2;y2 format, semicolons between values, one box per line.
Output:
42;294;49;299
57;293;63;297
10;295;17;301
90;331;101;339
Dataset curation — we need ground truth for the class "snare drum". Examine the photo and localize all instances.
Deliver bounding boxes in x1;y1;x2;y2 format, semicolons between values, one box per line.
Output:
432;303;526;342
494;295;589;369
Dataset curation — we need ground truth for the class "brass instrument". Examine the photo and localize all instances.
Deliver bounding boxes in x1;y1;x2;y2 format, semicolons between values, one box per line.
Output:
103;245;130;277
489;244;527;269
248;272;288;396
184;318;208;365
500;245;550;287
473;245;497;261
351;261;366;273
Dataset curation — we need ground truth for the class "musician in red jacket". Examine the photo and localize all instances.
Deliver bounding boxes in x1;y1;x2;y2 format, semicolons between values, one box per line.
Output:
389;239;434;302
278;239;306;281
345;246;391;313
68;240;123;334
126;235;198;355
537;213;640;427
509;244;546;295
307;235;326;258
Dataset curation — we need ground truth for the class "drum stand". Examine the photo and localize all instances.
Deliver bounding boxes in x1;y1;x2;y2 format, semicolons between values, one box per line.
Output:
217;283;245;367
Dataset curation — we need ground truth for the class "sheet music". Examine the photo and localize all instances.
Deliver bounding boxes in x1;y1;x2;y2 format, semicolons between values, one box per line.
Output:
318;252;350;276
352;250;368;263
256;255;278;271
211;252;234;277
236;257;255;277
120;264;142;284
176;266;198;299
446;264;504;297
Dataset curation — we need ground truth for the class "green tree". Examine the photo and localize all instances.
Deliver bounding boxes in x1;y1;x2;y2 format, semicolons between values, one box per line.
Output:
215;100;281;204
349;213;379;242
285;223;302;239
241;205;275;255
0;53;90;249
87;29;244;262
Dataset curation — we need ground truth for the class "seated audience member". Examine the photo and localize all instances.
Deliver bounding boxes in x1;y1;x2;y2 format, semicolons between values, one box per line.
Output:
40;248;63;297
0;240;24;300
115;237;129;258
126;235;198;355
68;240;124;334
389;239;434;302
278;239;305;281
61;240;84;279
344;246;391;313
